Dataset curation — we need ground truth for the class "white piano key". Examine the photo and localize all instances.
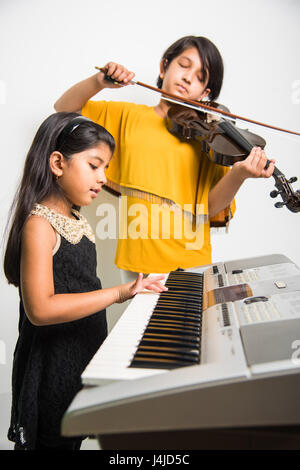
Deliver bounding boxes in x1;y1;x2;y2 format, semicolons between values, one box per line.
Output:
82;291;162;381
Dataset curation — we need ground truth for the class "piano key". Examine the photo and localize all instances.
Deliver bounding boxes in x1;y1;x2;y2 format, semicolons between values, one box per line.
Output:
130;357;194;369
163;280;201;285
151;313;201;324
142;330;200;343
127;271;204;370
149;317;200;325
154;307;201;317
139;337;200;349
82;271;204;379
155;299;201;309
145;326;200;338
148;320;200;333
138;345;200;358
133;351;199;364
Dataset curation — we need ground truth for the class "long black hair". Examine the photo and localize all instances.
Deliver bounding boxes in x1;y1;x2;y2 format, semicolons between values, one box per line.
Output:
4;112;115;287
157;35;224;101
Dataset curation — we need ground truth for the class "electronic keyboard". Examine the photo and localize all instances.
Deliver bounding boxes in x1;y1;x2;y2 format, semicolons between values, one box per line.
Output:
62;254;300;449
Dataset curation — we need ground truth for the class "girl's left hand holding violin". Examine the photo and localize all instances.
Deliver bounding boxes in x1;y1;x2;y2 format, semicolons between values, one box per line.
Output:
208;147;275;218
117;274;168;303
232;147;275;181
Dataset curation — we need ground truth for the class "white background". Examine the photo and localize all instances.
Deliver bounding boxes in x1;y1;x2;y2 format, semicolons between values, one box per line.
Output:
0;0;299;449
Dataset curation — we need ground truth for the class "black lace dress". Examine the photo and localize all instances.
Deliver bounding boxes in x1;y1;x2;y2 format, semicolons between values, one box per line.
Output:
8;204;107;450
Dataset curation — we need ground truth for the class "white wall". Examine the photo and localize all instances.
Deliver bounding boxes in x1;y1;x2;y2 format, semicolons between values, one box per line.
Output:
0;0;299;448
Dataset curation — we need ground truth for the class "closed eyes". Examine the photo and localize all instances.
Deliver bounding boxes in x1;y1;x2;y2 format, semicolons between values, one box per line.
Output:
178;62;203;82
89;162;109;170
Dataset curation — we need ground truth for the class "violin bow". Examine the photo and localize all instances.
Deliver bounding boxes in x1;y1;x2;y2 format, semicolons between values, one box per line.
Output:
95;66;300;137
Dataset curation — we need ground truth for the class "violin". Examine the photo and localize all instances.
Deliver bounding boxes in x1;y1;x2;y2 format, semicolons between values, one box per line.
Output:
96;66;300;213
166;103;300;213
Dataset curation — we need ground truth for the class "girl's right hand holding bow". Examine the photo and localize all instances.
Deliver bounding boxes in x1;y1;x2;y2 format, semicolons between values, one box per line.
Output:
117;273;168;303
96;62;135;88
54;62;135;113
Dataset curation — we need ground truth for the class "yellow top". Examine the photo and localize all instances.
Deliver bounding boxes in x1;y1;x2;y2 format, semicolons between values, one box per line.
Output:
82;100;235;273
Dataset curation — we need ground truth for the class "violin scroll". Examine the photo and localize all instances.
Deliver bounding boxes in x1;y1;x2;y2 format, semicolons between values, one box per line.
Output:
270;169;300;213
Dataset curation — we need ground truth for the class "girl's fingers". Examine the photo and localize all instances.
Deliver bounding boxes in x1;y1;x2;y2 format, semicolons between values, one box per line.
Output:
111;67;126;80
123;72;135;84
243;147;274;178
262;160;275;178
147;285;162;293
103;62;134;85
131;274;167;296
251;147;264;168
105;62;118;77
145;275;167;288
115;70;133;83
246;147;261;167
257;150;268;171
246;146;259;165
147;282;168;292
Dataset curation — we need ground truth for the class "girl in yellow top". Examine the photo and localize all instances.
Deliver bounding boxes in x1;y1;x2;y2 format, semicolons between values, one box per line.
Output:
55;36;275;276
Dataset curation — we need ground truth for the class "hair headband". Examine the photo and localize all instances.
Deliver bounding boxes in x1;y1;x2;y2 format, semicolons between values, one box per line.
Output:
56;116;92;151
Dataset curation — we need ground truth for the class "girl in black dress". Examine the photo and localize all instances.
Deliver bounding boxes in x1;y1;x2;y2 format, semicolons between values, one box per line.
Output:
3;112;166;450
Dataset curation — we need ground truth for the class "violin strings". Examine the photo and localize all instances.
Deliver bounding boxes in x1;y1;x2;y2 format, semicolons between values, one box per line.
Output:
162;97;236;122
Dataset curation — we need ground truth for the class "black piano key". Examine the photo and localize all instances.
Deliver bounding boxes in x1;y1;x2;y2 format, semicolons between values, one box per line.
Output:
167;274;203;279
149;316;200;325
154;307;201;317
165;281;203;289
155;310;201;318
134;347;199;359
129;271;203;370
134;351;199;364
157;295;202;302
151;313;201;323
145;326;199;339
158;291;202;298
140;337;200;349
138;345;200;359
130;357;194;369
142;332;200;347
156;298;201;307
165;281;202;289
156;300;201;309
148;320;200;333
158;291;201;299
154;306;201;316
153;308;201;316
166;280;203;291
155;305;201;315
156;295;201;302
151;313;201;325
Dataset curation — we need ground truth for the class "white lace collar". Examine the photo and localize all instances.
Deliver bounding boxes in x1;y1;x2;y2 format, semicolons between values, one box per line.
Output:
30;203;95;245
